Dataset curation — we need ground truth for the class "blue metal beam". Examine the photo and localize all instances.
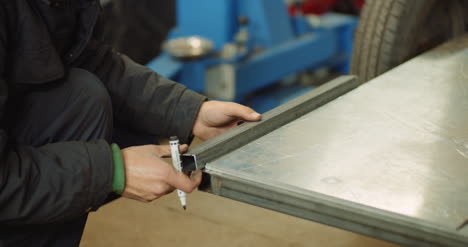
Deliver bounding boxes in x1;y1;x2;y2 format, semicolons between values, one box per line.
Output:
237;0;294;48
235;31;336;99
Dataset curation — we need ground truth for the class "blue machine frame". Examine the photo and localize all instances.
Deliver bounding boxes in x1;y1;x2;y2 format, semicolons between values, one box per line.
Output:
147;0;357;112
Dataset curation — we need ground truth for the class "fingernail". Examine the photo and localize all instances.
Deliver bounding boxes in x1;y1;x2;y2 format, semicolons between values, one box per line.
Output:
250;112;261;119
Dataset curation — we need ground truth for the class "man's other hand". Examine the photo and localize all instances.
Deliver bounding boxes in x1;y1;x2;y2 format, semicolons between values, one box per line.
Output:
192;101;262;140
120;144;202;202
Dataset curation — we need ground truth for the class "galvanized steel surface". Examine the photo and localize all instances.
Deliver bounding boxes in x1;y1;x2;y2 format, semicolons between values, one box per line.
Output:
206;36;468;242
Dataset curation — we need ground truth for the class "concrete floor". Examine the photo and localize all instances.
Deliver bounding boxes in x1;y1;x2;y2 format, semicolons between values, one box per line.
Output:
81;190;401;247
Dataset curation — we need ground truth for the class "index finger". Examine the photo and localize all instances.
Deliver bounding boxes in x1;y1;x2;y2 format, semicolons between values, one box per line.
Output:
160;144;188;158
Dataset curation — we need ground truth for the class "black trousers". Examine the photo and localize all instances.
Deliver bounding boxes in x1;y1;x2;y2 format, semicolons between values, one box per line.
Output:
4;68;154;247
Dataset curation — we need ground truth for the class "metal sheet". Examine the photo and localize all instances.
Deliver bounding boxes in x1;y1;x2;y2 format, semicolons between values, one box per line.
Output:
204;36;468;246
186;75;359;171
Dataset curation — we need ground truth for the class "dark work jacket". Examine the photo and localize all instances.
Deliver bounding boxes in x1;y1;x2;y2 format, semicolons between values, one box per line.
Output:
0;0;206;226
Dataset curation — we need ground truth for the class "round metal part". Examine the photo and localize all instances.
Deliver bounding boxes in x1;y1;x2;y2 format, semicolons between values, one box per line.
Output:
163;36;214;59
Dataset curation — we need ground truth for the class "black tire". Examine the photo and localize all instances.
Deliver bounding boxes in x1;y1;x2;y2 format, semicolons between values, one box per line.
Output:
351;0;468;83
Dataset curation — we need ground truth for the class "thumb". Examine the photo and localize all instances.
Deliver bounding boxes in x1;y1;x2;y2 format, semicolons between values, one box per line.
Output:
226;103;262;122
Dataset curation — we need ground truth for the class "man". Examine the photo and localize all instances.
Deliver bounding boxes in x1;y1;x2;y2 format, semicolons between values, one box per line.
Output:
0;0;262;246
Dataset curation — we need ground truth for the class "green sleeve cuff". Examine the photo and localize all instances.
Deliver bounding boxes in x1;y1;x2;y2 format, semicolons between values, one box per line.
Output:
111;143;125;194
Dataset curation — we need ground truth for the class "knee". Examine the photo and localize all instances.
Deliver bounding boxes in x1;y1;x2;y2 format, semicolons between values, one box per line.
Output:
65;68;113;141
67;68;112;113
11;68;114;146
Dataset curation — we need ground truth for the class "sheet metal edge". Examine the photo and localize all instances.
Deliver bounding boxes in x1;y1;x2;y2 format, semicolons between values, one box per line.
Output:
185;75;359;170
204;167;468;247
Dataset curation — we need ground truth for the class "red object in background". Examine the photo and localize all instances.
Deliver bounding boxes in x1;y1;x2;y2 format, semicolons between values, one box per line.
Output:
289;0;365;15
354;0;365;9
302;0;338;15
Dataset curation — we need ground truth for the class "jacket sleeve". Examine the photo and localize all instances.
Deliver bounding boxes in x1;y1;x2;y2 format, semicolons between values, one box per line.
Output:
0;8;114;226
74;40;207;144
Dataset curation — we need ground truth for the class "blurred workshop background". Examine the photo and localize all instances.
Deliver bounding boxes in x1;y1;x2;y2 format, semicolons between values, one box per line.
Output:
82;0;392;246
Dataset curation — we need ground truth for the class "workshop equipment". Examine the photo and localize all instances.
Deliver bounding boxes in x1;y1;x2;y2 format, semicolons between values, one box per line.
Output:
288;0;364;15
183;36;468;246
147;0;357;112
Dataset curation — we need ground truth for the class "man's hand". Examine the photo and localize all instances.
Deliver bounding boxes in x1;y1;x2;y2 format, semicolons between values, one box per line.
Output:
120;144;202;202
192;101;262;140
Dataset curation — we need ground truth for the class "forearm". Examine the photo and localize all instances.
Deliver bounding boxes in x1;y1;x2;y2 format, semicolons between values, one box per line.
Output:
0;139;114;225
74;41;207;143
108;55;206;142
